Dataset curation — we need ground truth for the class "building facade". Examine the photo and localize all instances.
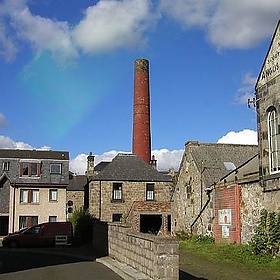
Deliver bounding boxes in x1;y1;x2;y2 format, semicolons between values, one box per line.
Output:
0;149;69;234
87;153;173;234
172;141;258;237
213;155;262;244
255;20;280;212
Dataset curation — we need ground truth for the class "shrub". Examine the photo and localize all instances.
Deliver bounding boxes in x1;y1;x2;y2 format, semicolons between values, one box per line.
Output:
250;209;280;256
68;208;95;245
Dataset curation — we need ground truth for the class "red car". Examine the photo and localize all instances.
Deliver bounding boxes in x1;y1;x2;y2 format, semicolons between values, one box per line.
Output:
2;222;73;248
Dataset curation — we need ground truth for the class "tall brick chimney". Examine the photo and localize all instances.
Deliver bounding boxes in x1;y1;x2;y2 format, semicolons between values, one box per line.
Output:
132;59;151;164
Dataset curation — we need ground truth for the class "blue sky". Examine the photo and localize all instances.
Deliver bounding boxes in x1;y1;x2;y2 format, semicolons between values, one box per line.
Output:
0;0;279;174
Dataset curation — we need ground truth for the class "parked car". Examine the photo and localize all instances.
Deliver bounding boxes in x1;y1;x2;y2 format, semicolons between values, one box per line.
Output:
2;222;73;248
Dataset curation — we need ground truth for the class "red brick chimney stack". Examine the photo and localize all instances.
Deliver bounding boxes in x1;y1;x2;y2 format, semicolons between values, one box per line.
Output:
132;59;151;164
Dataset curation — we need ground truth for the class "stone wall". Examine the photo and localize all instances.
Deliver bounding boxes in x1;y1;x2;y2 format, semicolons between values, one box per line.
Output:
67;190;84;213
89;180;172;222
108;223;179;280
172;148;213;236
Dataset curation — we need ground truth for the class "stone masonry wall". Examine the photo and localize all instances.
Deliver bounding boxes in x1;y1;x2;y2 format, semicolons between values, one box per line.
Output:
108;223;179;280
89;181;172;222
172;149;213;236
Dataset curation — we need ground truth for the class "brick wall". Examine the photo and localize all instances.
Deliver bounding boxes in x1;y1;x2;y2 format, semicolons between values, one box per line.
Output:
213;184;241;243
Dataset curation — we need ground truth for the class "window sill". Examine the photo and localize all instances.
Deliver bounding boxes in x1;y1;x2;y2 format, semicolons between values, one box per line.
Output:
19;203;40;205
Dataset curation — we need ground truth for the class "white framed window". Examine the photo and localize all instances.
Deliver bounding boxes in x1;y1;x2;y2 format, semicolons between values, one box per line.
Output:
268;108;280;173
20;162;41;177
20;189;39;203
49;216;57;223
2;161;9;171
49;189;58;201
112;183;122;200
20;189;28;203
19;216;38;229
146;183;154;200
50;163;62;174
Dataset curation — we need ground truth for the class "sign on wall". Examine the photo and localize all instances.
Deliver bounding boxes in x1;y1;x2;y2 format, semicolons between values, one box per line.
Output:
257;23;280;88
218;209;232;226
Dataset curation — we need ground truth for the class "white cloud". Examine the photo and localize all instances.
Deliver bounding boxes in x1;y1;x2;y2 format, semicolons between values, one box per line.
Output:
0;135;50;150
0;0;158;61
69;148;184;175
1;0;277;62
0;0;77;61
159;0;280;49
236;73;257;105
72;0;158;54
151;148;184;171
217;129;258;145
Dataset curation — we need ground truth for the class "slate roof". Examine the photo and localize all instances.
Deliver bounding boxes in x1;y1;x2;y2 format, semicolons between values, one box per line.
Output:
92;153;172;182
94;161;110;172
68;174;87;191
0;149;69;160
186;142;258;187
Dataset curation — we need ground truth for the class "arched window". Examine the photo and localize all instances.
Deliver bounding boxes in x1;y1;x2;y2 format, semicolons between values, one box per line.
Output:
268;107;280;173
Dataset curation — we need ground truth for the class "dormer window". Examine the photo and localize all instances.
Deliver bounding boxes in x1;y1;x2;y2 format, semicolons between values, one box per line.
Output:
20;161;41;177
268;107;280;173
2;161;9;171
50;163;62;174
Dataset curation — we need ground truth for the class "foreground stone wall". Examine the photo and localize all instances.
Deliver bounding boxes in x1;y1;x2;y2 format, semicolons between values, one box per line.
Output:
108;223;179;280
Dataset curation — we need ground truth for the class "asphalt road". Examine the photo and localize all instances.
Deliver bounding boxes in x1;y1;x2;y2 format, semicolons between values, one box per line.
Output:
0;249;123;280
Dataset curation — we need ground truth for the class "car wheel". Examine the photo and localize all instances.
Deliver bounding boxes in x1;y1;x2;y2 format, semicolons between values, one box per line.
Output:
8;240;18;248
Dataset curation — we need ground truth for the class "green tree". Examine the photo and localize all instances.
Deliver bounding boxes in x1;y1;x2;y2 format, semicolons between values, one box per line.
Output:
69;208;95;245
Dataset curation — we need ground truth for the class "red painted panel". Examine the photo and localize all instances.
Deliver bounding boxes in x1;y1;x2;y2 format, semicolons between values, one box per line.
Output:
213;184;241;244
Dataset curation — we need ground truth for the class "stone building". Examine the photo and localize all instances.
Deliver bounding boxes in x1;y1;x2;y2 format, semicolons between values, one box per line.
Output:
0;149;69;234
255;19;280;211
87;153;173;233
213;154;262;243
172;141;258;237
67;172;88;217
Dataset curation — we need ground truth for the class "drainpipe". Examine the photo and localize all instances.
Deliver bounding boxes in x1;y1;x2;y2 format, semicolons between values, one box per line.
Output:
99;181;102;220
190;187;212;234
12;184;16;233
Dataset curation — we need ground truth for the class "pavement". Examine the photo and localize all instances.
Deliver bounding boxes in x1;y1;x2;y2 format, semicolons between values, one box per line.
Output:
1;244;150;280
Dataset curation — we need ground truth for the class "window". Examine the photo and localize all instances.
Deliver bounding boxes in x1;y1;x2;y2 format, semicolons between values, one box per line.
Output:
49;189;58;201
20;162;41;177
146;183;154;200
112;183;122;201
50;163;62;174
19;216;38;229
112;214;122;222
20;189;39;203
49;216;57;223
268;108;280;173
2;161;9;171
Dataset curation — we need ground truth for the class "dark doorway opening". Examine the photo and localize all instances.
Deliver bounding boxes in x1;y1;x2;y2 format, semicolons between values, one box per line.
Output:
140;214;162;234
0;216;8;235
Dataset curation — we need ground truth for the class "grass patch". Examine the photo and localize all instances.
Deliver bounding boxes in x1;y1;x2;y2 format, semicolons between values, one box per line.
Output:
179;239;280;275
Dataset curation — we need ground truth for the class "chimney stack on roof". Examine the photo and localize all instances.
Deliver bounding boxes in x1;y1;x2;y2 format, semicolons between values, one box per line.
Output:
86;151;95;177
